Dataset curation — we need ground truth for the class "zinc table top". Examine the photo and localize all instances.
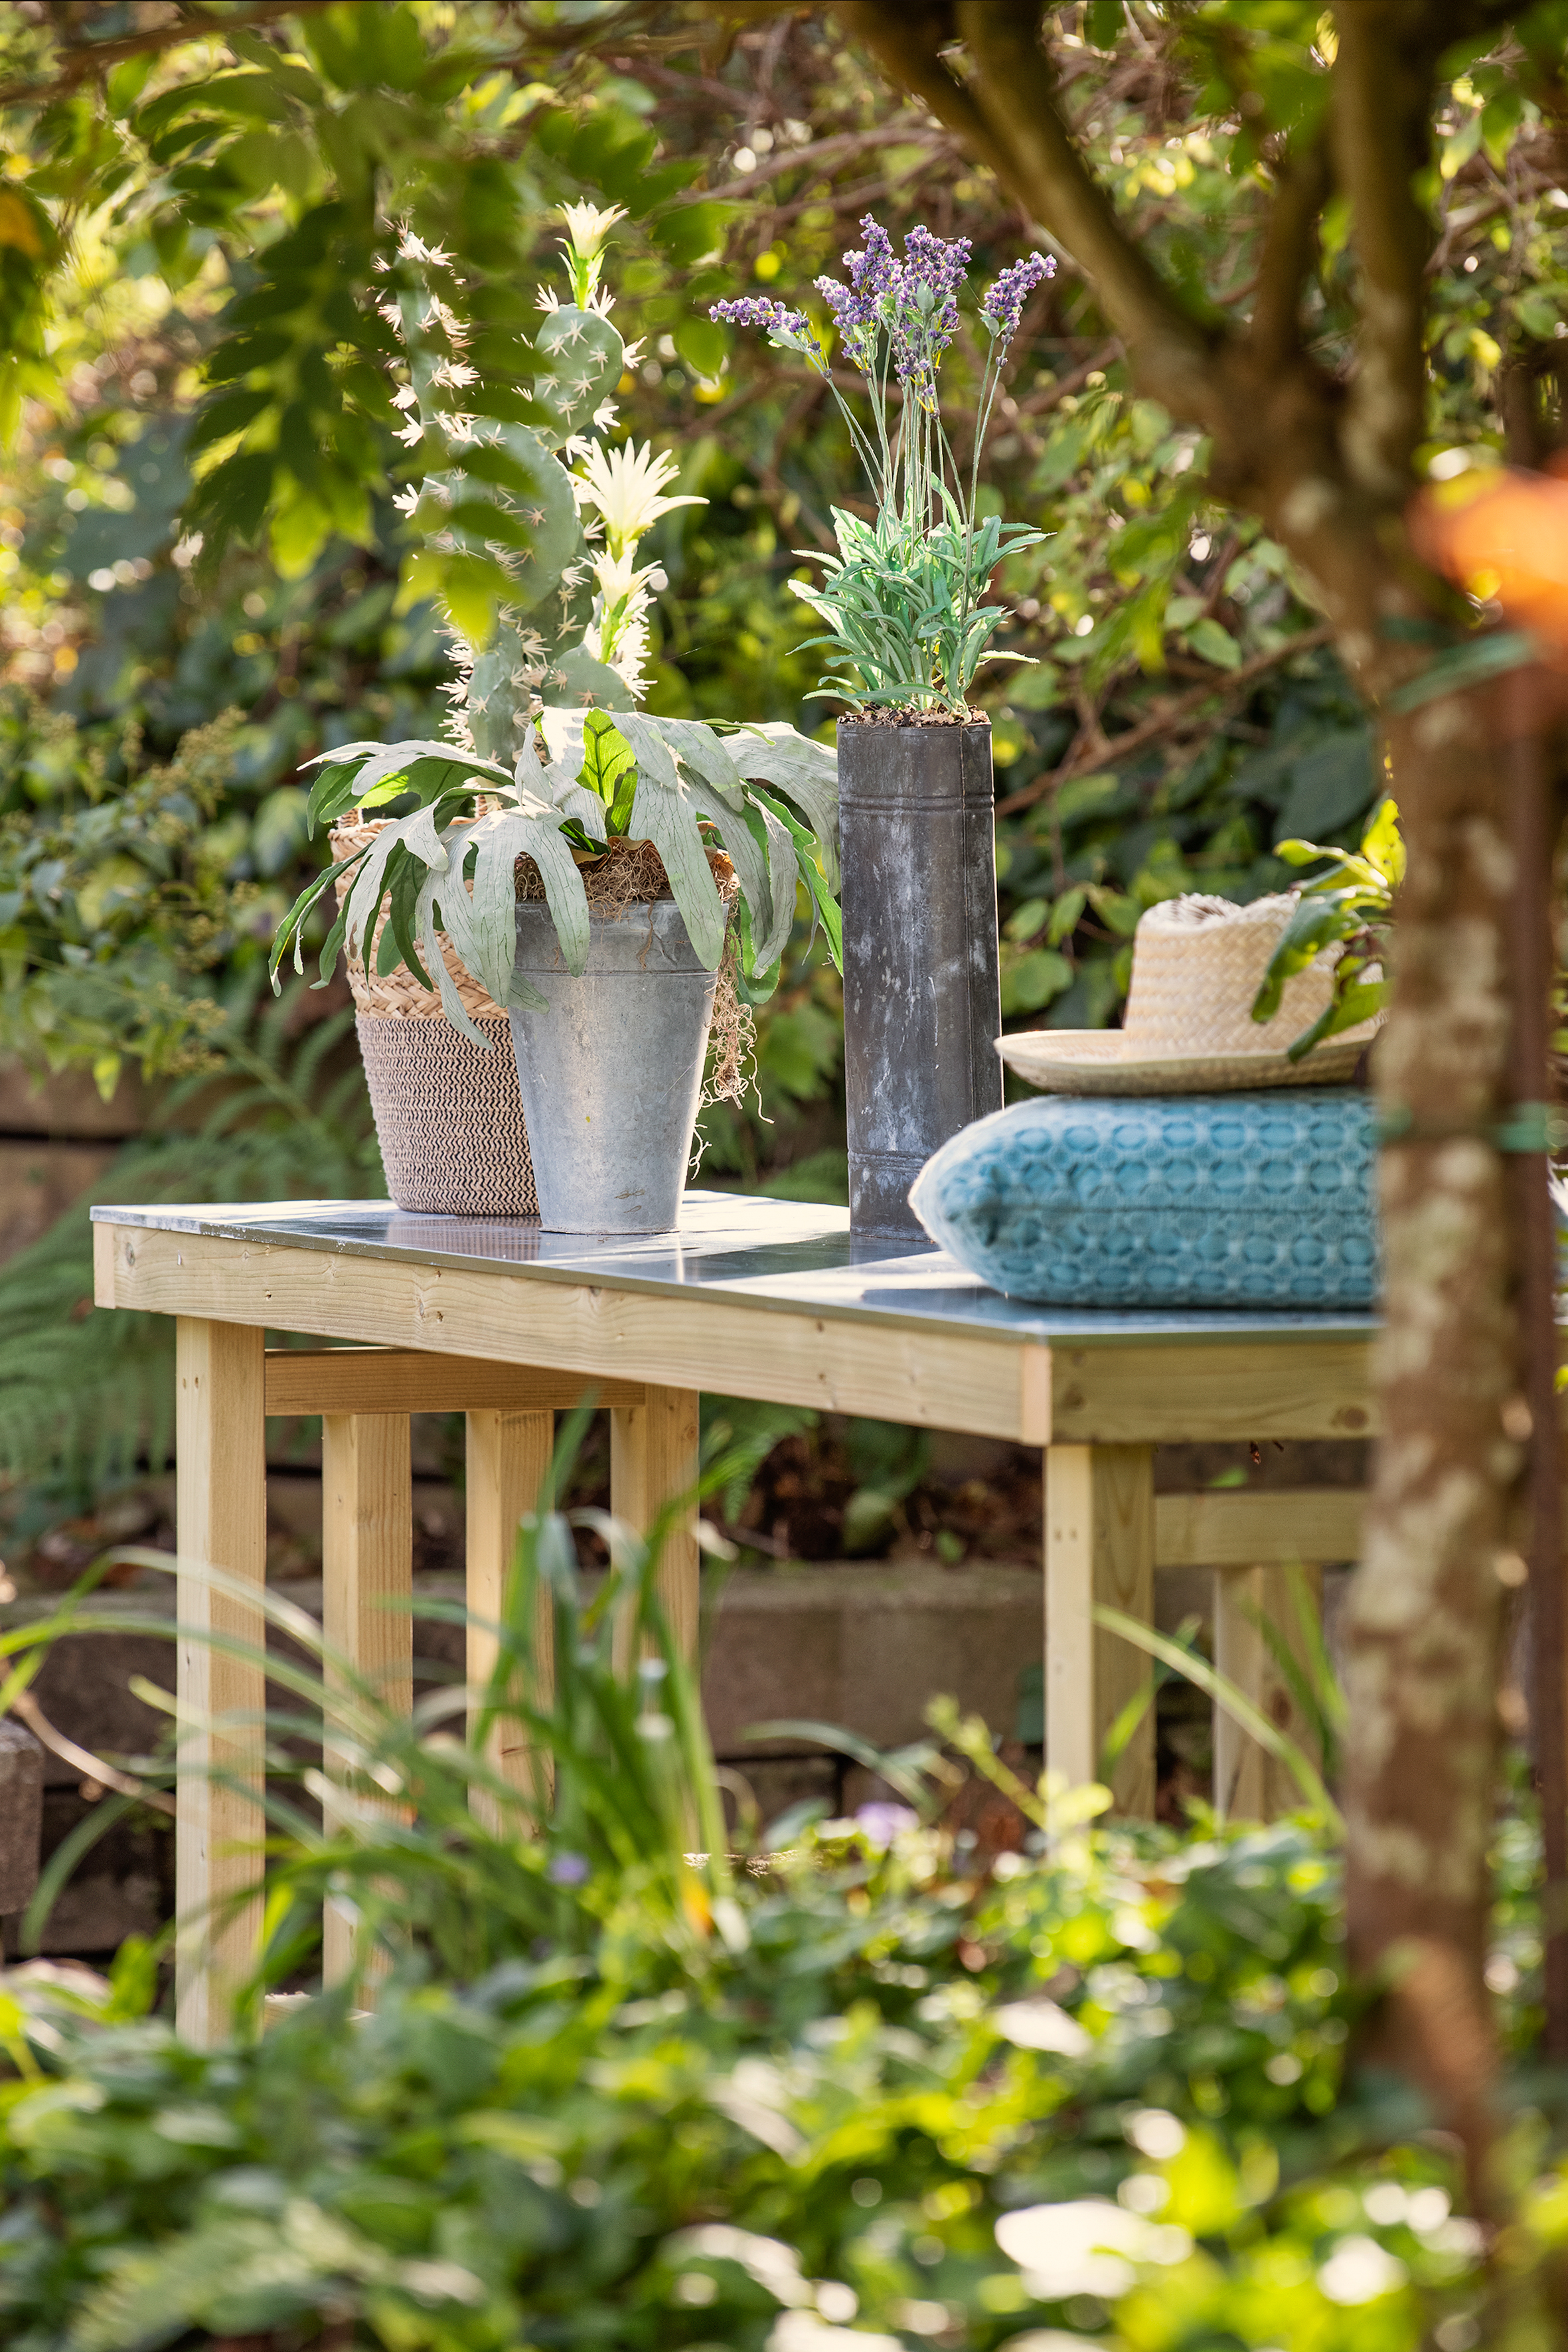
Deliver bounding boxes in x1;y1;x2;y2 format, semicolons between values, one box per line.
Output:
91;1190;1378;1353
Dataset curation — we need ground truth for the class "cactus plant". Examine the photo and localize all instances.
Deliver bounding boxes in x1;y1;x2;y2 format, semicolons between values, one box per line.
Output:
270;207;839;1042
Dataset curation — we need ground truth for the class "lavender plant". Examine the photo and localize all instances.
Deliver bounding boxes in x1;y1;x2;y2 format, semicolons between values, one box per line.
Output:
713;222;1054;717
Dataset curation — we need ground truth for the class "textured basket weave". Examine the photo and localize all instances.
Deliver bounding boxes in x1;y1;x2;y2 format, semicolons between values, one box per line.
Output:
331;816;537;1217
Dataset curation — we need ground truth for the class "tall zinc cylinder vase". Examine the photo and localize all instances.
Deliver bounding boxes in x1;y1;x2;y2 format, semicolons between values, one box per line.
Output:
331;817;538;1217
509;899;718;1233
837;720;1004;1239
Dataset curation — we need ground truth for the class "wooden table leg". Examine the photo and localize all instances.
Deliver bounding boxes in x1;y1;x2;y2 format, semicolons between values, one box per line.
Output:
1045;1443;1156;1814
175;1317;267;2045
321;1413;412;1988
467;1409;555;1826
1214;1561;1325;1820
611;1388;700;1662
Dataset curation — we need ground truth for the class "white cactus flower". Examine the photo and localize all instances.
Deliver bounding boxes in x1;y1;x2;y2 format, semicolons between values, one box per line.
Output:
572;439;705;558
557;201;627;260
554;200;627;311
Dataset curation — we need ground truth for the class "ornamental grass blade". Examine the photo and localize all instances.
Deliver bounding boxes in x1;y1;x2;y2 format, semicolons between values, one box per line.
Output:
1095;1603;1342;1829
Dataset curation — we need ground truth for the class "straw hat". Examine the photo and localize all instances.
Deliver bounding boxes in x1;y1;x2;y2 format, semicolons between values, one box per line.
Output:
996;892;1379;1097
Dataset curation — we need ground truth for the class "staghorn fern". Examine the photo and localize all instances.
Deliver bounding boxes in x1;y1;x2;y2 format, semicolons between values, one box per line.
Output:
268;212;838;1039
269;709;841;1047
0;984;380;1503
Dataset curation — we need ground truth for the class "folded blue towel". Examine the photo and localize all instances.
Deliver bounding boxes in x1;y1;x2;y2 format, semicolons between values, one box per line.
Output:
909;1089;1379;1307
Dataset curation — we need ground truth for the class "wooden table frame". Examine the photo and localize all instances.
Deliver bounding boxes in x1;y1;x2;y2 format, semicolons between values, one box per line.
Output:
94;1211;1375;2041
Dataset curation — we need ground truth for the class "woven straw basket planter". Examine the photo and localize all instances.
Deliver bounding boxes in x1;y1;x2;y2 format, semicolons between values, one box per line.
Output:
331;816;537;1217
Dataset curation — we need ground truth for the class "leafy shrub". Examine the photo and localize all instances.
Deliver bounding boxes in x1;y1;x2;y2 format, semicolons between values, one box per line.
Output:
0;690;260;1095
0;1430;1554;2351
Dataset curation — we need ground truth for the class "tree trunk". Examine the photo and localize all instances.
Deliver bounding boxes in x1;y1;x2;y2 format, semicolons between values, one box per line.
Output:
834;0;1532;2152
1343;689;1519;2165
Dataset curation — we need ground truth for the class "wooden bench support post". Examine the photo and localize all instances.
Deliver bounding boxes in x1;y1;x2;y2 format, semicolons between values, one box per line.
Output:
610;1389;700;1665
321;1413;412;1990
1045;1444;1156;1814
175;1317;268;2045
1213;1561;1325;1820
467;1409;555;1827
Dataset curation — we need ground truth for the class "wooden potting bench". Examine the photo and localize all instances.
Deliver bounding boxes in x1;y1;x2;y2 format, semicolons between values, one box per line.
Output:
92;1191;1375;2041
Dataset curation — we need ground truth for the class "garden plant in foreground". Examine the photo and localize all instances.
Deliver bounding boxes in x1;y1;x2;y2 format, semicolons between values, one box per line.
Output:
0;1419;1559;2350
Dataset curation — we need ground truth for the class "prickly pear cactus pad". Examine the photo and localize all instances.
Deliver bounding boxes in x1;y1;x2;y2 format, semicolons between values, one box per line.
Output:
535;306;625;445
425;425;583;614
548;643;633;711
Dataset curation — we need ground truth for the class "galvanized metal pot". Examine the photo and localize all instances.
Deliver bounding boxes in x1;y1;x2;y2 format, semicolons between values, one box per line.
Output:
838;719;1003;1239
509;899;718;1233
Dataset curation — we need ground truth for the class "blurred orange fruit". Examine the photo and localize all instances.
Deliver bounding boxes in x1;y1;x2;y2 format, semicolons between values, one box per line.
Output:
1409;456;1568;655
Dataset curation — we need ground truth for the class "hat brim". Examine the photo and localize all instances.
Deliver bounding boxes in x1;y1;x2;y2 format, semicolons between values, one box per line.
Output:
995;1029;1373;1096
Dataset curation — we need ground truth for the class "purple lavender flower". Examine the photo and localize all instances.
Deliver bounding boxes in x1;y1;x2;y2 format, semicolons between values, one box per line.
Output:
546;1851;591;1887
710;295;811;339
854;1802;919;1850
854;215;898;291
814;219;897;370
903;224;971;319
898;226;971;379
813;271;874;370
980;251;1054;343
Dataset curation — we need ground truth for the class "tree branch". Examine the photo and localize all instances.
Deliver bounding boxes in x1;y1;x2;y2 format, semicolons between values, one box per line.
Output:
1328;2;1453;499
660;118;950;207
994;625;1334;819
0;1;339;112
1247;136;1331;373
838;0;1219;432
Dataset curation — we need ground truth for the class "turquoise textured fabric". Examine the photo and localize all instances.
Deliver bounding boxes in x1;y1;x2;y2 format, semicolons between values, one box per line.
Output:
909;1088;1379;1308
